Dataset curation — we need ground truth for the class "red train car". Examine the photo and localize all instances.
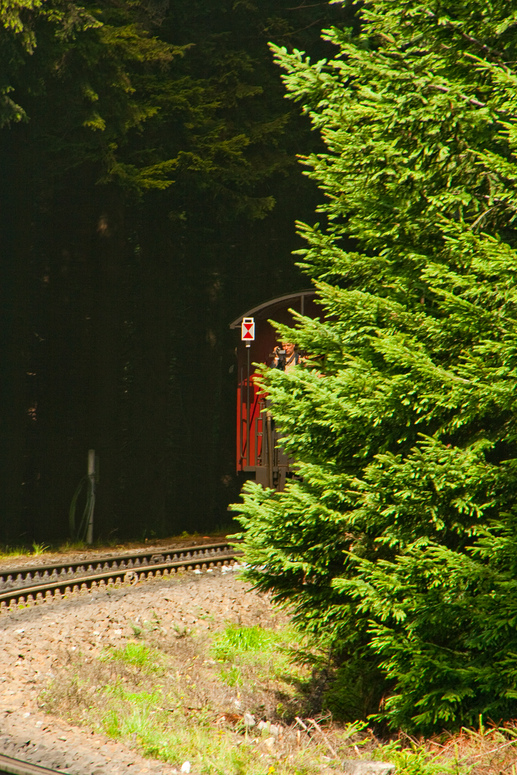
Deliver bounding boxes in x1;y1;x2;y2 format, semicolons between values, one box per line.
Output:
230;290;319;490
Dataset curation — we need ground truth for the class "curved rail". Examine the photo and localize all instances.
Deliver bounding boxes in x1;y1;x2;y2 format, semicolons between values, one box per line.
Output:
0;752;66;775
0;541;242;611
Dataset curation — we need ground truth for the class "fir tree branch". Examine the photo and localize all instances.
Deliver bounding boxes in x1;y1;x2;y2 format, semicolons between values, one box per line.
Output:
425;83;487;110
424;9;505;61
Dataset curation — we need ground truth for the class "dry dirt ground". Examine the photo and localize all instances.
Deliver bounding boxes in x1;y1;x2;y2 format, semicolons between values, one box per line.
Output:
0;557;273;775
3;548;517;775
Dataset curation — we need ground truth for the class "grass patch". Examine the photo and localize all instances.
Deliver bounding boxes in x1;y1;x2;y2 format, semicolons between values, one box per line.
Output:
0;543;50;560
0;546;27;560
57;540;87;553
210;623;303;696
211;623;278;660
102;642;165;674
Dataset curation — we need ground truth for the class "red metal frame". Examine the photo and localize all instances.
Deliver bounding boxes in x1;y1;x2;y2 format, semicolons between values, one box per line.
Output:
231;291;319;490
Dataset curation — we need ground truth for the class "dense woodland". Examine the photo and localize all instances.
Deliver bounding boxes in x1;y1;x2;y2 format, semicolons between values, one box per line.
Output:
0;0;348;543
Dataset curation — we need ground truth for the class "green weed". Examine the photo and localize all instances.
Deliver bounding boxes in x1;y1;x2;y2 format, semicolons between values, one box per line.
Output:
31;541;49;555
102;641;164;674
101;688;163;737
374;740;468;775
57;540;87;552
210;624;303;690
0;546;26;560
129;622;142;638
211;624;277;660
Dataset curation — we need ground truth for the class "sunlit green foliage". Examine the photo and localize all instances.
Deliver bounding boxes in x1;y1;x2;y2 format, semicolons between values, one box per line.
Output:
210;623;303;688
236;0;517;733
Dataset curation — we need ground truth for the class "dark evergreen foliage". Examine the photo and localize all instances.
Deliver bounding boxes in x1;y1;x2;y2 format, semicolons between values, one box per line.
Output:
236;0;517;732
0;1;345;540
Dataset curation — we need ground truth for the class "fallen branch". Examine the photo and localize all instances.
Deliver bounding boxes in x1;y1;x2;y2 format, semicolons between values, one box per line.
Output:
308;717;339;759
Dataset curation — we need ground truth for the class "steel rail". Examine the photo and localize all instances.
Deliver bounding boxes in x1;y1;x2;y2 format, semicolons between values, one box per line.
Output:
0;542;243;611
0;541;235;590
0;752;67;775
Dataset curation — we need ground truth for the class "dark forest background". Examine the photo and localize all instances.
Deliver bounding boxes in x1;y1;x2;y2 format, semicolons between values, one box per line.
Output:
0;0;348;543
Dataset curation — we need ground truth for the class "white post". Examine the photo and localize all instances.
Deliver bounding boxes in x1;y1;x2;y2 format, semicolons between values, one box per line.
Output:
86;449;96;545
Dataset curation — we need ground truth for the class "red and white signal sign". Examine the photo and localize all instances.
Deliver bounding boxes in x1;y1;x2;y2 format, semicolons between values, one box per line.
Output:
241;317;255;341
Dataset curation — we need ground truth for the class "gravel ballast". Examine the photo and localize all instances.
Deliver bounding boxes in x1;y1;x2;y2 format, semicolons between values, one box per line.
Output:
0;564;271;775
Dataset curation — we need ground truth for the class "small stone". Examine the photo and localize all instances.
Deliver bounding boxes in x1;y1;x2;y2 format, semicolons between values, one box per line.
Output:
243;712;256;727
342;760;395;775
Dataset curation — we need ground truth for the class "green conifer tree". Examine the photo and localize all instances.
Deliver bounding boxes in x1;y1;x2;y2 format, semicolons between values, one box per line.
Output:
236;0;517;732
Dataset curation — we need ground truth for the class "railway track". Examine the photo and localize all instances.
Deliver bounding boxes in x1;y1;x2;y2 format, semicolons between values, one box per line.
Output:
0;541;242;611
0;752;66;775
